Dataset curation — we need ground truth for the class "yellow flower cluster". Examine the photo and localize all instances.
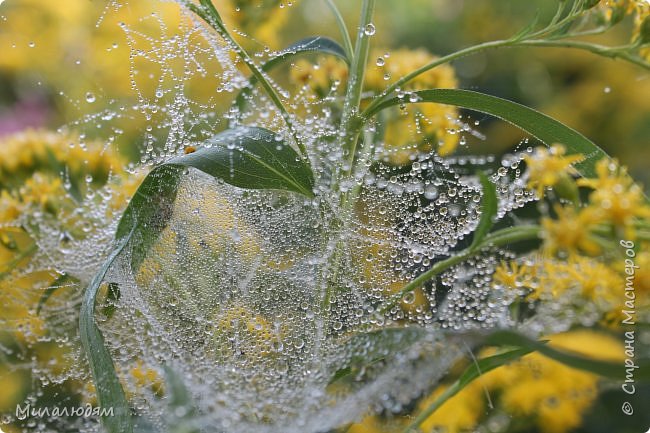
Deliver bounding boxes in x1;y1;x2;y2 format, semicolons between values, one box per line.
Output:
524;150;650;255
0;130;134;340
367;48;460;164
477;330;622;433
524;144;582;197
221;0;298;49
494;254;622;310
0;129;125;189
288;47;460;165
596;0;650;58
290;56;349;99
577;158;650;230
347;330;622;433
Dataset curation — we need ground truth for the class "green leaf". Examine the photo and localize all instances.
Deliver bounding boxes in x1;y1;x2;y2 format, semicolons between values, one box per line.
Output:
234;36;349;111
485;330;650;381
364;89;609;178
402;345;533;433
79;229;135;433
115;126;314;269
470;171;498;251
171;127;315;196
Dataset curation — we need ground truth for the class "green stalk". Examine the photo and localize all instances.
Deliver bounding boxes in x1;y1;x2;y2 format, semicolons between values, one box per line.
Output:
338;0;376;178
325;0;354;61
377;225;541;315
519;39;650;70
187;0;308;156
361;39;514;117
319;0;376;327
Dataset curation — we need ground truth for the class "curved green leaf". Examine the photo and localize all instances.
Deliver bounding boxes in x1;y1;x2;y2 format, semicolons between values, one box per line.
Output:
402;346;533;433
79;229;135;433
470;171;498;251
234;36;349;111
80;126;315;432
363;89;609;178
115;126;314;269
485;330;650;380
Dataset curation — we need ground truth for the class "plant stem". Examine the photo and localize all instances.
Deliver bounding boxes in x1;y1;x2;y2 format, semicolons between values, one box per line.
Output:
377;225;541;315
187;0;308;156
338;0;375;179
361;39;514;117
325;0;354;61
519;39;650;70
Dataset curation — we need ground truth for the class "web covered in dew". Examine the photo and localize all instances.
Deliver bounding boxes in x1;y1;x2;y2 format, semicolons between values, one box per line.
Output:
0;0;546;431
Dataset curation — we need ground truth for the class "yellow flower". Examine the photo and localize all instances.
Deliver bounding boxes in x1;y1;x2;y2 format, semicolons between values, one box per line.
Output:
524;144;582;197
0;364;28;412
365;48;458;92
417;382;485;433
289;57;348;98
366;48;460;163
130;361;165;398
221;0;297;49
537;255;621;304
542;205;603;255
478;330;623;433
0;129;126;191
493;260;538;290
212;302;280;359
577;158;650;230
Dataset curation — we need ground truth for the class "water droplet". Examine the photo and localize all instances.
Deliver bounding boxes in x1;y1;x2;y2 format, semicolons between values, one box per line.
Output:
363;23;376;36
85;92;96;103
375;57;385;67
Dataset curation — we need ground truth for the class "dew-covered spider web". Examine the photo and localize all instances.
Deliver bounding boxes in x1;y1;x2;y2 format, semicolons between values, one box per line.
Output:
0;0;559;432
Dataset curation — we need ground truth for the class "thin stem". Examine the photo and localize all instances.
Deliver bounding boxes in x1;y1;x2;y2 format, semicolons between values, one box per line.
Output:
325;0;354;61
361;39;514;118
361;35;649;120
187;0;308;156
519;39;650;70
339;0;376;177
377;225;541;315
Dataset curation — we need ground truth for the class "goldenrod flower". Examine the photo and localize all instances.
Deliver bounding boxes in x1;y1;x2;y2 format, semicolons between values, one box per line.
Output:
366;48;460;163
417;382;485;433
524;144;582;197
221;0;297;49
541;205;603;255
577;158;650;230
130;361;165;398
493;260;538;290
478;330;622;433
289;57;348;99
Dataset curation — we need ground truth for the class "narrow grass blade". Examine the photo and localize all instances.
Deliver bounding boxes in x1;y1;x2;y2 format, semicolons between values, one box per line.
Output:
364;88;609;178
469;171;498;251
